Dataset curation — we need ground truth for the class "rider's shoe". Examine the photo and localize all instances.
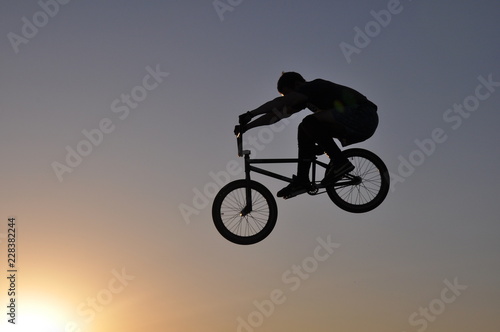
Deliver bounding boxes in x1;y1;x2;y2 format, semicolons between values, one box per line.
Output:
277;175;312;199
321;159;355;186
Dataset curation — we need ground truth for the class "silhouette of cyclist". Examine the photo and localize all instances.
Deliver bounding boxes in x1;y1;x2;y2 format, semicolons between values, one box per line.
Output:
237;72;378;198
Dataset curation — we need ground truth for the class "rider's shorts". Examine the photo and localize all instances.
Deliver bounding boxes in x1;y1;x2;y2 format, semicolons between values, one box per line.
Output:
330;101;379;147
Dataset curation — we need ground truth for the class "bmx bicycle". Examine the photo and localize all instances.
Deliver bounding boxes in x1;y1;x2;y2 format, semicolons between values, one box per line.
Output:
212;129;390;245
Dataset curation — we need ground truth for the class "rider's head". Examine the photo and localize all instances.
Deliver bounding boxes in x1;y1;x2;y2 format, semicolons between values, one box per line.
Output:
277;72;305;95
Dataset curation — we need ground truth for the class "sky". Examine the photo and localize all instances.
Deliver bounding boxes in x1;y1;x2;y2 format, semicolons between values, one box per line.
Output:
1;0;499;331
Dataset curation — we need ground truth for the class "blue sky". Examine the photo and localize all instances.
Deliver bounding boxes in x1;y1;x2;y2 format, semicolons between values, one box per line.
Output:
1;1;499;331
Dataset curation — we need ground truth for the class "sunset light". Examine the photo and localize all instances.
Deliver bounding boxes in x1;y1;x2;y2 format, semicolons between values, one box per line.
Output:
1;301;66;332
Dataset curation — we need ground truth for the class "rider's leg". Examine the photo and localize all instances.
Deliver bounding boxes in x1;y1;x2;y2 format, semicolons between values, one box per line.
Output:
277;112;351;198
300;114;347;164
297;120;315;181
276;120;314;198
300;114;354;185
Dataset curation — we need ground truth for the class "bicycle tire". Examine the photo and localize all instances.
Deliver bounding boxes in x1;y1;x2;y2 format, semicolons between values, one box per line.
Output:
212;179;278;245
326;148;389;213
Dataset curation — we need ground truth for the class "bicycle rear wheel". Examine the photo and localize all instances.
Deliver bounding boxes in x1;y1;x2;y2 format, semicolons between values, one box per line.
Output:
212;179;278;245
326;148;389;213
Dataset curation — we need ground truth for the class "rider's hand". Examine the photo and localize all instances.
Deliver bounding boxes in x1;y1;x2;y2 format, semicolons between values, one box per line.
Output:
238;111;253;126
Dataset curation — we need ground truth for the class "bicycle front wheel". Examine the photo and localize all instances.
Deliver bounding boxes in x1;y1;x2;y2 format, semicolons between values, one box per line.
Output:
326;148;389;213
212;179;278;245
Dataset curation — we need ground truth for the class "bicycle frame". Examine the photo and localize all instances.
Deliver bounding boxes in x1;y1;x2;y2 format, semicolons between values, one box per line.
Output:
236;132;330;215
239;134;326;180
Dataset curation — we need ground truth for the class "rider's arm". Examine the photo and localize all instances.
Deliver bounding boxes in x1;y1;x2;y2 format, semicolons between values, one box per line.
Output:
249;92;307;117
244;92;307;130
245;106;300;130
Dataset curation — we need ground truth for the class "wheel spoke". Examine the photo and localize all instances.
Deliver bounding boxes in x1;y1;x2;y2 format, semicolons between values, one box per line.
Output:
328;149;389;213
218;186;272;238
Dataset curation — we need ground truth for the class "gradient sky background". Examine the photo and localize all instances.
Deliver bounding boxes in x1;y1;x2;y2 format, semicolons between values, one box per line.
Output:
1;1;500;331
